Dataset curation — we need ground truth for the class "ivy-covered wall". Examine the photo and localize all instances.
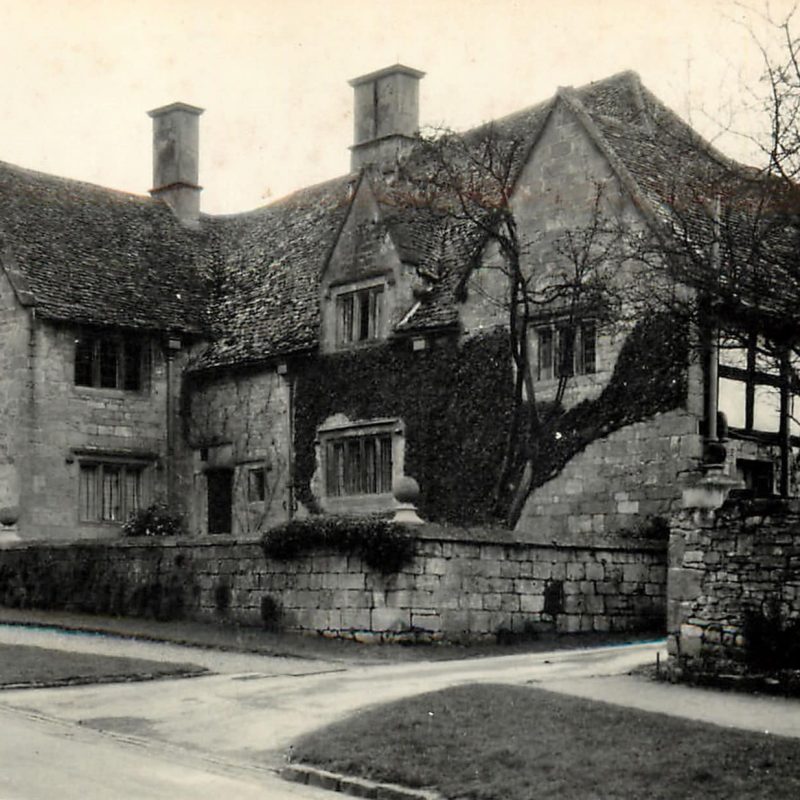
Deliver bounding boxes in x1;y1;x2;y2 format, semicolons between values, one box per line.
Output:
518;314;695;538
293;314;691;529
293;331;514;524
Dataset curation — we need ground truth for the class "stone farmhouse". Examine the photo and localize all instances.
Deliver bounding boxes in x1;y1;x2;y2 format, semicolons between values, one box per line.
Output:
0;64;793;550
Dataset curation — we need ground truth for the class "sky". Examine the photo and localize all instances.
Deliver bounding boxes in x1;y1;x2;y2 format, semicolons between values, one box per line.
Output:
0;0;793;214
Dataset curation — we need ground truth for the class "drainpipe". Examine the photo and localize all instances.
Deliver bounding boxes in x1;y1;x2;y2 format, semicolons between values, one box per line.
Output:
286;368;296;520
705;197;721;445
780;350;791;497
164;337;182;507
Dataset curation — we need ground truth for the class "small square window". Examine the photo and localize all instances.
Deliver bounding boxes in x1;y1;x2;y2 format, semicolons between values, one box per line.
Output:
535;320;596;381
247;467;266;502
324;432;393;497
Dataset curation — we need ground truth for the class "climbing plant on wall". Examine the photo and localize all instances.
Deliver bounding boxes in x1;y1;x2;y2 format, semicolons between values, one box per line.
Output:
526;311;689;493
292;312;688;526
293;330;514;524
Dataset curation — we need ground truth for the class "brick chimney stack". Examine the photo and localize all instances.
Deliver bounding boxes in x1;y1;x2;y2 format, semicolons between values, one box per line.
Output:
349;64;425;172
147;102;204;227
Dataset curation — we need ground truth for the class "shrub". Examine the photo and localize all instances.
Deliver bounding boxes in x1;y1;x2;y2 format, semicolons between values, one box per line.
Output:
262;515;415;574
122;503;185;537
743;602;800;671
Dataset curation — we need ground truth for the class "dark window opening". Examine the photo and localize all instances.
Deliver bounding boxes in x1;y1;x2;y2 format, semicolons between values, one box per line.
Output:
536;321;596;380
74;332;146;391
248;467;266;502
207;468;233;534
736;459;775;498
325;433;392;496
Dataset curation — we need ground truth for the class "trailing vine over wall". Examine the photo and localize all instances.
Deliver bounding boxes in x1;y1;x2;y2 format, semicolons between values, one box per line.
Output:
526;313;689;493
293;331;514;524
262;516;415;574
292;314;688;525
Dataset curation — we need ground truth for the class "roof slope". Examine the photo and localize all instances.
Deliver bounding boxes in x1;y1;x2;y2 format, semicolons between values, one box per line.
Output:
191;175;354;370
191;70;768;370
0;160;210;334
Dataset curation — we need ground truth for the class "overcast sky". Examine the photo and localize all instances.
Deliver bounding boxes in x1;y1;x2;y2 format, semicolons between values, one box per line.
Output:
0;0;792;214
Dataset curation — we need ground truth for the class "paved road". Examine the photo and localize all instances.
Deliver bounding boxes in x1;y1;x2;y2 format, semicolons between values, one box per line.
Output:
6;624;798;798
0;703;342;800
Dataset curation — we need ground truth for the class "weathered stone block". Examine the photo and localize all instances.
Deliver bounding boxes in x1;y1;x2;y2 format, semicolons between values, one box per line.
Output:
668;567;703;601
371;607;409;631
425;557;449;576
520;594;545;613
679;623;704;657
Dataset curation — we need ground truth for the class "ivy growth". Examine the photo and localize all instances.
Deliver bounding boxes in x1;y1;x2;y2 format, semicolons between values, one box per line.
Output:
293;331;515;524
525;312;689;494
292;314;687;525
261;516;415;574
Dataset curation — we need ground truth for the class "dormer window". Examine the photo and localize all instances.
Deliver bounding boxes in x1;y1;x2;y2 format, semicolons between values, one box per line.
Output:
337;285;384;346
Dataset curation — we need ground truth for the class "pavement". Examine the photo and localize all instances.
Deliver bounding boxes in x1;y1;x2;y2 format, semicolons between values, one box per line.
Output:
1;610;799;799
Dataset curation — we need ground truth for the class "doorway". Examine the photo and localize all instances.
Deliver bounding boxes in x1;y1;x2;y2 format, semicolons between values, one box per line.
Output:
206;468;233;534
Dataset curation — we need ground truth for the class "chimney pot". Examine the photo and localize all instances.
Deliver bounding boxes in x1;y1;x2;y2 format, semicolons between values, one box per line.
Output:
148;102;204;226
349;64;424;172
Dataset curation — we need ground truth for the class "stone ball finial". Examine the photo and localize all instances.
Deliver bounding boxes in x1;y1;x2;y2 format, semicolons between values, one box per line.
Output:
392;476;424;525
393;476;420;504
0;506;19;526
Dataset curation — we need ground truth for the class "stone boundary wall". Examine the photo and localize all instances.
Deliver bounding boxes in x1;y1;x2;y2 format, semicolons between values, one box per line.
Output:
0;527;666;642
668;498;800;675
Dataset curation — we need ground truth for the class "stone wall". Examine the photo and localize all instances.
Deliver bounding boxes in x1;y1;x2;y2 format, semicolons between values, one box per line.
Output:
668;497;800;676
16;319;179;540
0;526;666;641
0;269;30;540
517;409;702;540
183;368;292;536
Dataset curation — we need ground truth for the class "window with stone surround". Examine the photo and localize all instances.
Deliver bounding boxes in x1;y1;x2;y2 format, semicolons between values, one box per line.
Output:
317;418;404;509
535;320;596;381
336;284;384;346
74;331;148;391
78;459;148;523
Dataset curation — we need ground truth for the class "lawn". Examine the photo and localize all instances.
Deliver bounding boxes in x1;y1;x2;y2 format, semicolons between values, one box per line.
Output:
0;643;206;688
291;683;800;800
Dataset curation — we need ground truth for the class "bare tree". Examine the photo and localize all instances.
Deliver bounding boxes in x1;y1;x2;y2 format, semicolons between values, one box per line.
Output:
614;9;800;493
388;126;627;525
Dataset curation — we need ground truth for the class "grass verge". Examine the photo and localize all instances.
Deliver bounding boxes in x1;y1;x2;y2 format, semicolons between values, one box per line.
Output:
0;643;205;688
291;683;800;800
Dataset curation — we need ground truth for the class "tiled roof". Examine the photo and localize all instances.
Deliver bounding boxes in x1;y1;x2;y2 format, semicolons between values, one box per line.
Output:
189;175;354;370
2;70;763;368
0;160;210;334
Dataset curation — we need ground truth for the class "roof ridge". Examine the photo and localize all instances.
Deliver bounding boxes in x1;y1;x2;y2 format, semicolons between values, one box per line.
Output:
454;69;646;146
210;172;357;220
556;86;671;242
0;157;154;203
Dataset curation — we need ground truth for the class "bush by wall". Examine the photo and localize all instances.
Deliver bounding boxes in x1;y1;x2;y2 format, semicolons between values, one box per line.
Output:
122;503;185;538
262;516;415;574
